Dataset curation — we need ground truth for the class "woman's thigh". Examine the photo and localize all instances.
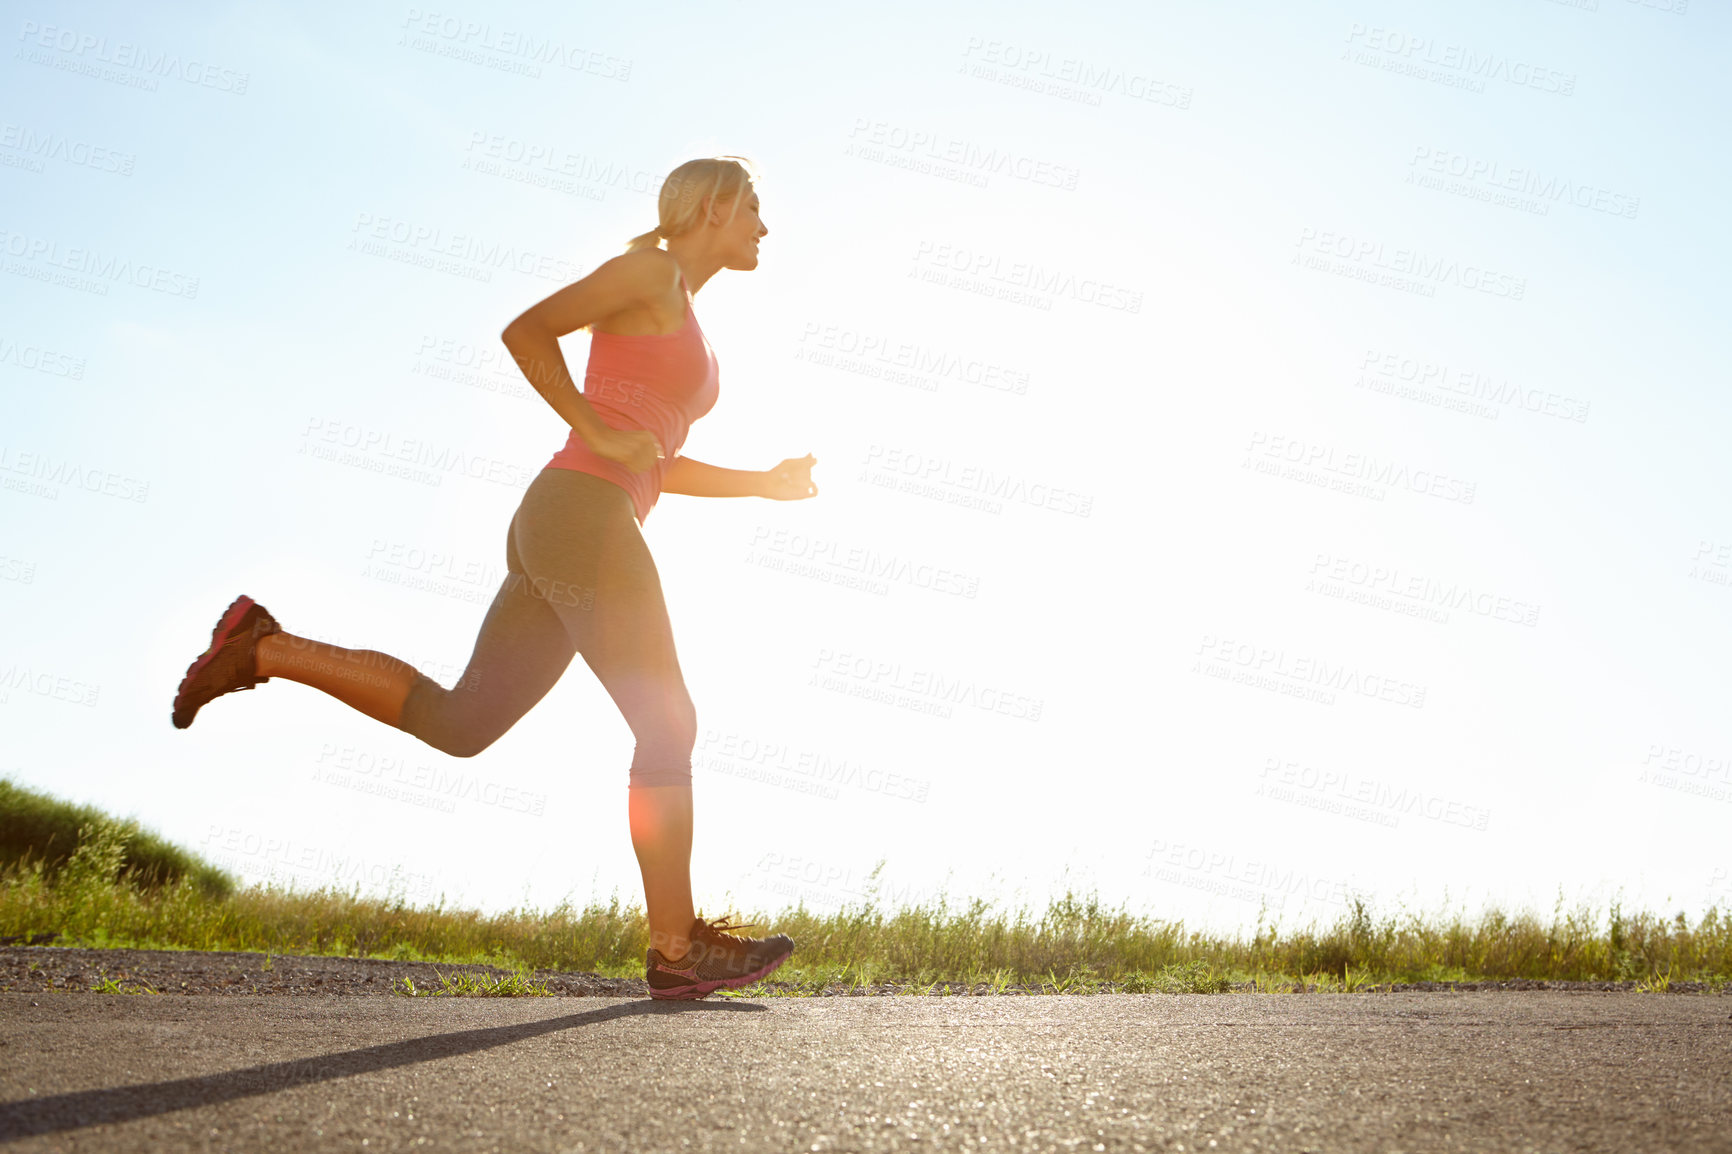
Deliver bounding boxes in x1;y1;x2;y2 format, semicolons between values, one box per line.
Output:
395;496;579;756
513;469;696;774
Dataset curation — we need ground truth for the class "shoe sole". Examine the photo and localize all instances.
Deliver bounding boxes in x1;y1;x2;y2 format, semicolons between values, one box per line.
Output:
171;594;265;730
646;949;792;1001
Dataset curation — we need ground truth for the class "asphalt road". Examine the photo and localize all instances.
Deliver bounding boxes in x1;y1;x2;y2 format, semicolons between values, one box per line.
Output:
1;992;1727;1152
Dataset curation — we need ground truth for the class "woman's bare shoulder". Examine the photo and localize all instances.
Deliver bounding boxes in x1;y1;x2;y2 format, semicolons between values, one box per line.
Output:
605;247;682;291
586;248;686;335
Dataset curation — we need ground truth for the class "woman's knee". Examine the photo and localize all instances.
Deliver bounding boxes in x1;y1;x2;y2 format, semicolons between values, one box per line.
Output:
410;721;499;760
435;730;497;759
399;681;507;759
627;696;697;786
647;700;698;761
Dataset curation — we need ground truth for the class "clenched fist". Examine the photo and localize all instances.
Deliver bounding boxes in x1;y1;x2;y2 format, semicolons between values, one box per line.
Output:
588;426;665;474
760;453;818;500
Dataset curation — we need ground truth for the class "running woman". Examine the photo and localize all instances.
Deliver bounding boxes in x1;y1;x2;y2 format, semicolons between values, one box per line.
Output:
172;156;814;1000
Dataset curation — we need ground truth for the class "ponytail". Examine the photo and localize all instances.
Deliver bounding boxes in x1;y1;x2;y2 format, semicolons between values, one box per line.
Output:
624;223;663;252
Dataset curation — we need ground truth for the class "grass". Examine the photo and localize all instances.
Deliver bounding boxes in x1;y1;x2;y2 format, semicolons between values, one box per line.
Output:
0;778;232;899
89;971;160;996
394;969;553;997
3;782;1731;995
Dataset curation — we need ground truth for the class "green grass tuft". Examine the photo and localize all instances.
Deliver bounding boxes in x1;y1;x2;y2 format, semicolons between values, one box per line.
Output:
393;968;553;997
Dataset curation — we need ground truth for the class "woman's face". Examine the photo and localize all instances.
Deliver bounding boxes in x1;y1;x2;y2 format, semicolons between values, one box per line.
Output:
715;186;767;270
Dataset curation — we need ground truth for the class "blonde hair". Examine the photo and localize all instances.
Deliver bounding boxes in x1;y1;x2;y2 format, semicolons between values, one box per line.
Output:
625;156;758;252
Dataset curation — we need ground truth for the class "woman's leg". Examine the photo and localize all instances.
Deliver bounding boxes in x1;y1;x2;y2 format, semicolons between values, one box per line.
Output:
255;480;581;758
258;465;702;956
578;544;700;962
392;517;580;757
510;469;701;961
627;787;697;961
253;633;422;727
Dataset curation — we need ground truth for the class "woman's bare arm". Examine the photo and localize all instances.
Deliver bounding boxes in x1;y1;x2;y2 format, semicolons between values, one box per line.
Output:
500;251;676;453
660;455;768;498
663;453;818;500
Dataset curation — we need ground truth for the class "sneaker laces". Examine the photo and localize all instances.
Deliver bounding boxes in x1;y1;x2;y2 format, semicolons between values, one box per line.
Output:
693;915;762;947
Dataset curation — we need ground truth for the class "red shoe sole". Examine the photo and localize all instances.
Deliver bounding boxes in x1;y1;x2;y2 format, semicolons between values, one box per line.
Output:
171;595;263;729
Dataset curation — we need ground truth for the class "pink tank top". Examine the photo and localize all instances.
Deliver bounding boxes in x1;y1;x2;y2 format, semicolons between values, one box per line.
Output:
545;270;720;523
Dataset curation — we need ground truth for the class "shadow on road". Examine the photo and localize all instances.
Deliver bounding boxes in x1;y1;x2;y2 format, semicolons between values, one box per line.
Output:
0;998;761;1140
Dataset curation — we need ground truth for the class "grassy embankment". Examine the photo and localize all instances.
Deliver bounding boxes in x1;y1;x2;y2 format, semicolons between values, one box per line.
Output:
3;778;1728;995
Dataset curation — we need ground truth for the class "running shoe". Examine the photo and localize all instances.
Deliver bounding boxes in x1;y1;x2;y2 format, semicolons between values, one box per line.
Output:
645;915;795;1000
171;595;282;729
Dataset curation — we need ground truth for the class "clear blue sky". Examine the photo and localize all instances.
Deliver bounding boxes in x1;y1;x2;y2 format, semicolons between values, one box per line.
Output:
4;0;1728;931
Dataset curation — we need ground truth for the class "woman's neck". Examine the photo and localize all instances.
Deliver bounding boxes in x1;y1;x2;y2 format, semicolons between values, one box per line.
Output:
665;238;726;294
